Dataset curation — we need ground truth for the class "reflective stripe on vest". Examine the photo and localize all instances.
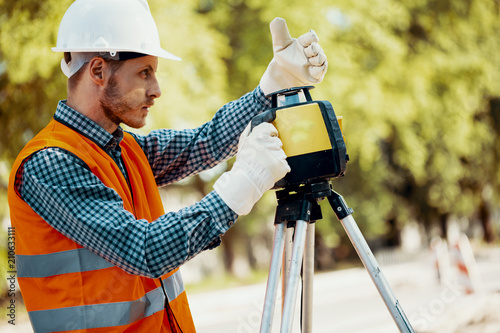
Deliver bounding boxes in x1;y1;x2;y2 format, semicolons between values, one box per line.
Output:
162;271;185;303
17;249;186;332
16;248;114;278
29;286;165;333
16;248;185;302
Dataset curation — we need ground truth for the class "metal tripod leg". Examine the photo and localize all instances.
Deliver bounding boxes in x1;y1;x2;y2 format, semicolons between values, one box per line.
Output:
302;222;315;333
260;220;310;333
260;223;286;333
329;192;415;333
280;220;308;333
282;226;294;314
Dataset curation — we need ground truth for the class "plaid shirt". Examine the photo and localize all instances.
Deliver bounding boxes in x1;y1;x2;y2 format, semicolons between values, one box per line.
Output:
18;87;271;278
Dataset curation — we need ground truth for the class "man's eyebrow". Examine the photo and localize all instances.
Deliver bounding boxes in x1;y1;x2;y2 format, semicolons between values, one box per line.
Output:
150;64;159;73
142;65;156;73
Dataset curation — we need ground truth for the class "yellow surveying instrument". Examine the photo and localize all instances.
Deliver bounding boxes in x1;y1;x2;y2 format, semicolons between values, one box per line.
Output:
254;87;415;333
251;86;348;188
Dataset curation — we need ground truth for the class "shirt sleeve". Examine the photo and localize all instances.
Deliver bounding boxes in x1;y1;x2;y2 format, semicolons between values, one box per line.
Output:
20;148;238;278
131;86;272;186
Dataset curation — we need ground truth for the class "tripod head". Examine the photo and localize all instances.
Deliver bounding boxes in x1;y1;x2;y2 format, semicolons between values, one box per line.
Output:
251;86;349;189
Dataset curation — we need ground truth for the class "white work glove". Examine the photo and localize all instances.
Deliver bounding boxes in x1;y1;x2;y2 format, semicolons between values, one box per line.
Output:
260;17;328;96
214;123;291;215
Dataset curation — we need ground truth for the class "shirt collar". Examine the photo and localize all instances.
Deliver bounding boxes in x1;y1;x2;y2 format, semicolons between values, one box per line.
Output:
54;100;124;150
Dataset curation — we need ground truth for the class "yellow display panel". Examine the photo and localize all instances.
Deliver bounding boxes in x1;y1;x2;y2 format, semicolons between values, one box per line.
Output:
273;103;332;157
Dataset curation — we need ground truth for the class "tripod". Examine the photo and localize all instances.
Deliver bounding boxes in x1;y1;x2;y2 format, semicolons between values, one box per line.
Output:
259;181;415;333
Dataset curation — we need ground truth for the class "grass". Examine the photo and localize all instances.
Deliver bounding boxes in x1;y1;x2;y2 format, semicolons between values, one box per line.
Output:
185;269;271;294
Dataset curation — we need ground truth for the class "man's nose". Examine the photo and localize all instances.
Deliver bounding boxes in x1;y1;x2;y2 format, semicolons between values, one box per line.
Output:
148;77;161;99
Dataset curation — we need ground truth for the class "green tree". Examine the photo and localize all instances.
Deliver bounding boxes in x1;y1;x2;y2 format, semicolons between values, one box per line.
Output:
319;0;500;245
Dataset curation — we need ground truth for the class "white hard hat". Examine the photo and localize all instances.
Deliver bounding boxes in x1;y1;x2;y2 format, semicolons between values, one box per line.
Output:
52;0;180;61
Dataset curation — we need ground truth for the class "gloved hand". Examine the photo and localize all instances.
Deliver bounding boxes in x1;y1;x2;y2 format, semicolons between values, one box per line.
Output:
214;122;291;215
260;17;328;96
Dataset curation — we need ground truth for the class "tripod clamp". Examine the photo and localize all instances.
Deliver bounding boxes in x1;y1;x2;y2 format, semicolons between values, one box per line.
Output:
275;181;354;226
328;190;354;220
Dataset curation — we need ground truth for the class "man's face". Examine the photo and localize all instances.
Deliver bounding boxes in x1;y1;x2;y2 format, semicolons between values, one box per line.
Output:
99;55;161;129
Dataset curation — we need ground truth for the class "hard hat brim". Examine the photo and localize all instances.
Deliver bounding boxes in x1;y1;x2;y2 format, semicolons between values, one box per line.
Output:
51;47;181;62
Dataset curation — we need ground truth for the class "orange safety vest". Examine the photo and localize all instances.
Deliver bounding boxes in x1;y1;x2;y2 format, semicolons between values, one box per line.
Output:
8;119;196;333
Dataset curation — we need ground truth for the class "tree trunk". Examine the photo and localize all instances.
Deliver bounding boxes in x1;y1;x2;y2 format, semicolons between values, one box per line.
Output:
479;200;495;243
385;218;400;247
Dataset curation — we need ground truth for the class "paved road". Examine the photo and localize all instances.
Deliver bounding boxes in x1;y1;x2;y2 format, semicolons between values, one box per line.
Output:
188;255;500;333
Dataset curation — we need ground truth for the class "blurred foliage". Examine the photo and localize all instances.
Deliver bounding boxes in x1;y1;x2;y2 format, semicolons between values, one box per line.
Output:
324;0;500;242
1;0;500;288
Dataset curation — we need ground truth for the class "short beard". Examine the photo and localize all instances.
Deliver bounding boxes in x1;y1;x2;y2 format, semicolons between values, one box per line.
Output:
99;74;125;126
99;71;154;129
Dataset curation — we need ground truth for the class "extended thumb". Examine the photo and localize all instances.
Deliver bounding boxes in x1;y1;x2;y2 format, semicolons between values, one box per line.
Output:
270;17;293;52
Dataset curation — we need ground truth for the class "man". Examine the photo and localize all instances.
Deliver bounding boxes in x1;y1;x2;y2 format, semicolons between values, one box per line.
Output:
8;0;328;332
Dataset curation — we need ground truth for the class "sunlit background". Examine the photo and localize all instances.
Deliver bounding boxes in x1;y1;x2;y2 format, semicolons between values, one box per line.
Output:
1;0;500;332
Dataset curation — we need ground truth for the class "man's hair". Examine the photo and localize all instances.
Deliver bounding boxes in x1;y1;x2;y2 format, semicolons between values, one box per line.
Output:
66;52;124;91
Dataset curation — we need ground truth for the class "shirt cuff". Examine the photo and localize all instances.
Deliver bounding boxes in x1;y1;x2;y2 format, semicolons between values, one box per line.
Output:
256;85;273;108
203;190;239;230
201;191;239;250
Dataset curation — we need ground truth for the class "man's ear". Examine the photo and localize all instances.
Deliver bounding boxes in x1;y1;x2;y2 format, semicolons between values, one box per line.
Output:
88;57;105;86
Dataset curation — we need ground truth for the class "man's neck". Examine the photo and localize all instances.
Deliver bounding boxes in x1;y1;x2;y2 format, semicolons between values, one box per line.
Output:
67;91;119;134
